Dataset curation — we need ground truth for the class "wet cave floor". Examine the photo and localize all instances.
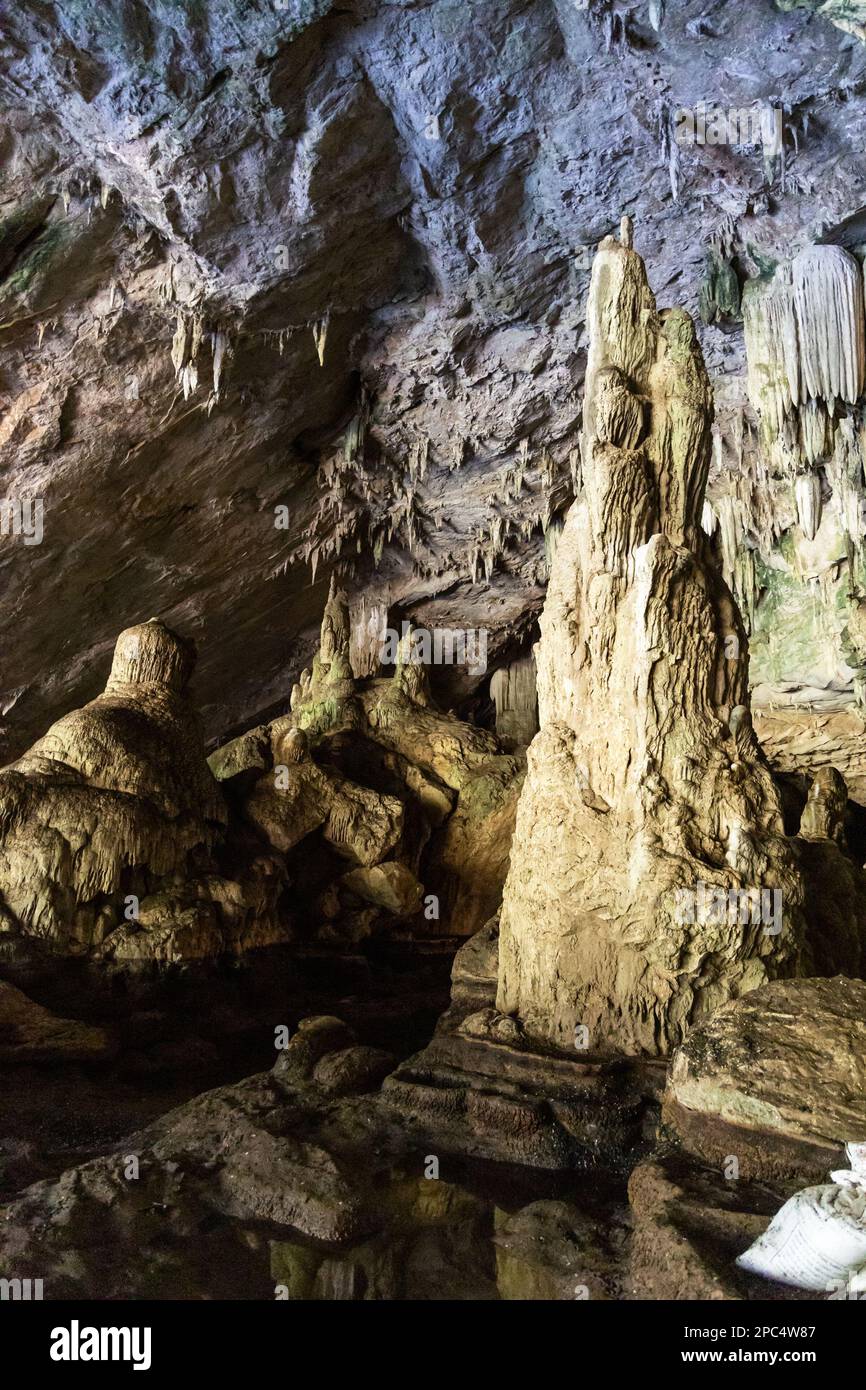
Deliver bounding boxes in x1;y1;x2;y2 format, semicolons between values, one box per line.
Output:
0;940;623;1299
0;941;453;1194
0;941;818;1302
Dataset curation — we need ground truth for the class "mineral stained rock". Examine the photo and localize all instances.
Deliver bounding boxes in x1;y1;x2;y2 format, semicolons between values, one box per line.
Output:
497;230;808;1057
0;617;287;962
663;976;866;1181
212;578;523;940
0;586;521;960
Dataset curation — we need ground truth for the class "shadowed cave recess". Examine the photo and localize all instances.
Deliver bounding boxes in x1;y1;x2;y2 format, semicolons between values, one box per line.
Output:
4;0;866;1314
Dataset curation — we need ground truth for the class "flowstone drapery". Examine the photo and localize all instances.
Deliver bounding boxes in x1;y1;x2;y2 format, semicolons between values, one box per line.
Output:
496;227;808;1056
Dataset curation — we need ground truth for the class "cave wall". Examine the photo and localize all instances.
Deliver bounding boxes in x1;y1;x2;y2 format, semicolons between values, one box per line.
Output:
3;1;866;758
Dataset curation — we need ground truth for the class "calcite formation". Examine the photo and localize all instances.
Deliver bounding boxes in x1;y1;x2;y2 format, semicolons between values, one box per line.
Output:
0;618;286;961
4;0;866;760
490;656;539;748
497;228;808;1057
743;244;864;455
212;586;523;941
0;582;523;962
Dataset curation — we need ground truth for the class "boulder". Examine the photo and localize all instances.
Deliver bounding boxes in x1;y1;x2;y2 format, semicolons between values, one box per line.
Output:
627;1158;795;1302
0;980;113;1064
664;976;866;1180
340;861;423;916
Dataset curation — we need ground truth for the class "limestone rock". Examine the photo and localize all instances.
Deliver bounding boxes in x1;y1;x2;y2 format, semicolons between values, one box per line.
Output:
754;703;866;807
312;1045;396;1097
340;861;423;916
211;610;522;940
498;231;807;1057
290;578;362;737
0;980;113;1064
1;0;865;770
490;656;538;748
272;1015;357;1084
799;764;848;843
627;1158;792;1302
664;976;866;1180
494;1199;622;1301
431;763;523;938
0;619;284;961
381;1029;649;1170
449;918;500;1014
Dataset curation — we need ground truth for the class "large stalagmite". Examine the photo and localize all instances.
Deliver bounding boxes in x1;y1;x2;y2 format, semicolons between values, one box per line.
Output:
0;618;287;960
496;228;808;1056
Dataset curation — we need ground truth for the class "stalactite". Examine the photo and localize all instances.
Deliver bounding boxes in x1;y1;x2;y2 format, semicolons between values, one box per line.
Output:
799;398;829;466
170;313;189;377
180;362;198;400
829;413;866;552
735;546;758;633
344;391;370;468
716;495;746;595
795;471;822;541
490;655;539;746
743;262;798;441
700;221;741;326
263;327;294;356
313;312;330;367
791;245;864;409
159;263;176;304
744;244;864;433
211;330;230;398
544;517;564;575
409;436;429;482
569;446;582;494
656;106;679;202
540;448;555;489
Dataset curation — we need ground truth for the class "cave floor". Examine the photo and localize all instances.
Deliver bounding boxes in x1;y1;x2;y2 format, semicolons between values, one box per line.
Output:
0;943;823;1302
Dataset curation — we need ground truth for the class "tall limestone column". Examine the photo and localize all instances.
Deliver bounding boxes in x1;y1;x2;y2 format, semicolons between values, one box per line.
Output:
496;227;807;1057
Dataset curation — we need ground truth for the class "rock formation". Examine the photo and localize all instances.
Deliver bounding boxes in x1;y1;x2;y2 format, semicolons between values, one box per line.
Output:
0;588;524;962
497;228;809;1057
663;976;866;1181
6;0;866;1313
490;656;539;748
0;617;287;962
212;587;523;942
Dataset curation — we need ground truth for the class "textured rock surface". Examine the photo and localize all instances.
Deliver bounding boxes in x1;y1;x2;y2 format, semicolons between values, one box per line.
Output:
626;1157;805;1302
4;2;866;757
755;703;866;805
0;617;287;960
664;976;866;1180
0;979;113;1064
497;231;808;1057
211;579;523;940
0;593;520;958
